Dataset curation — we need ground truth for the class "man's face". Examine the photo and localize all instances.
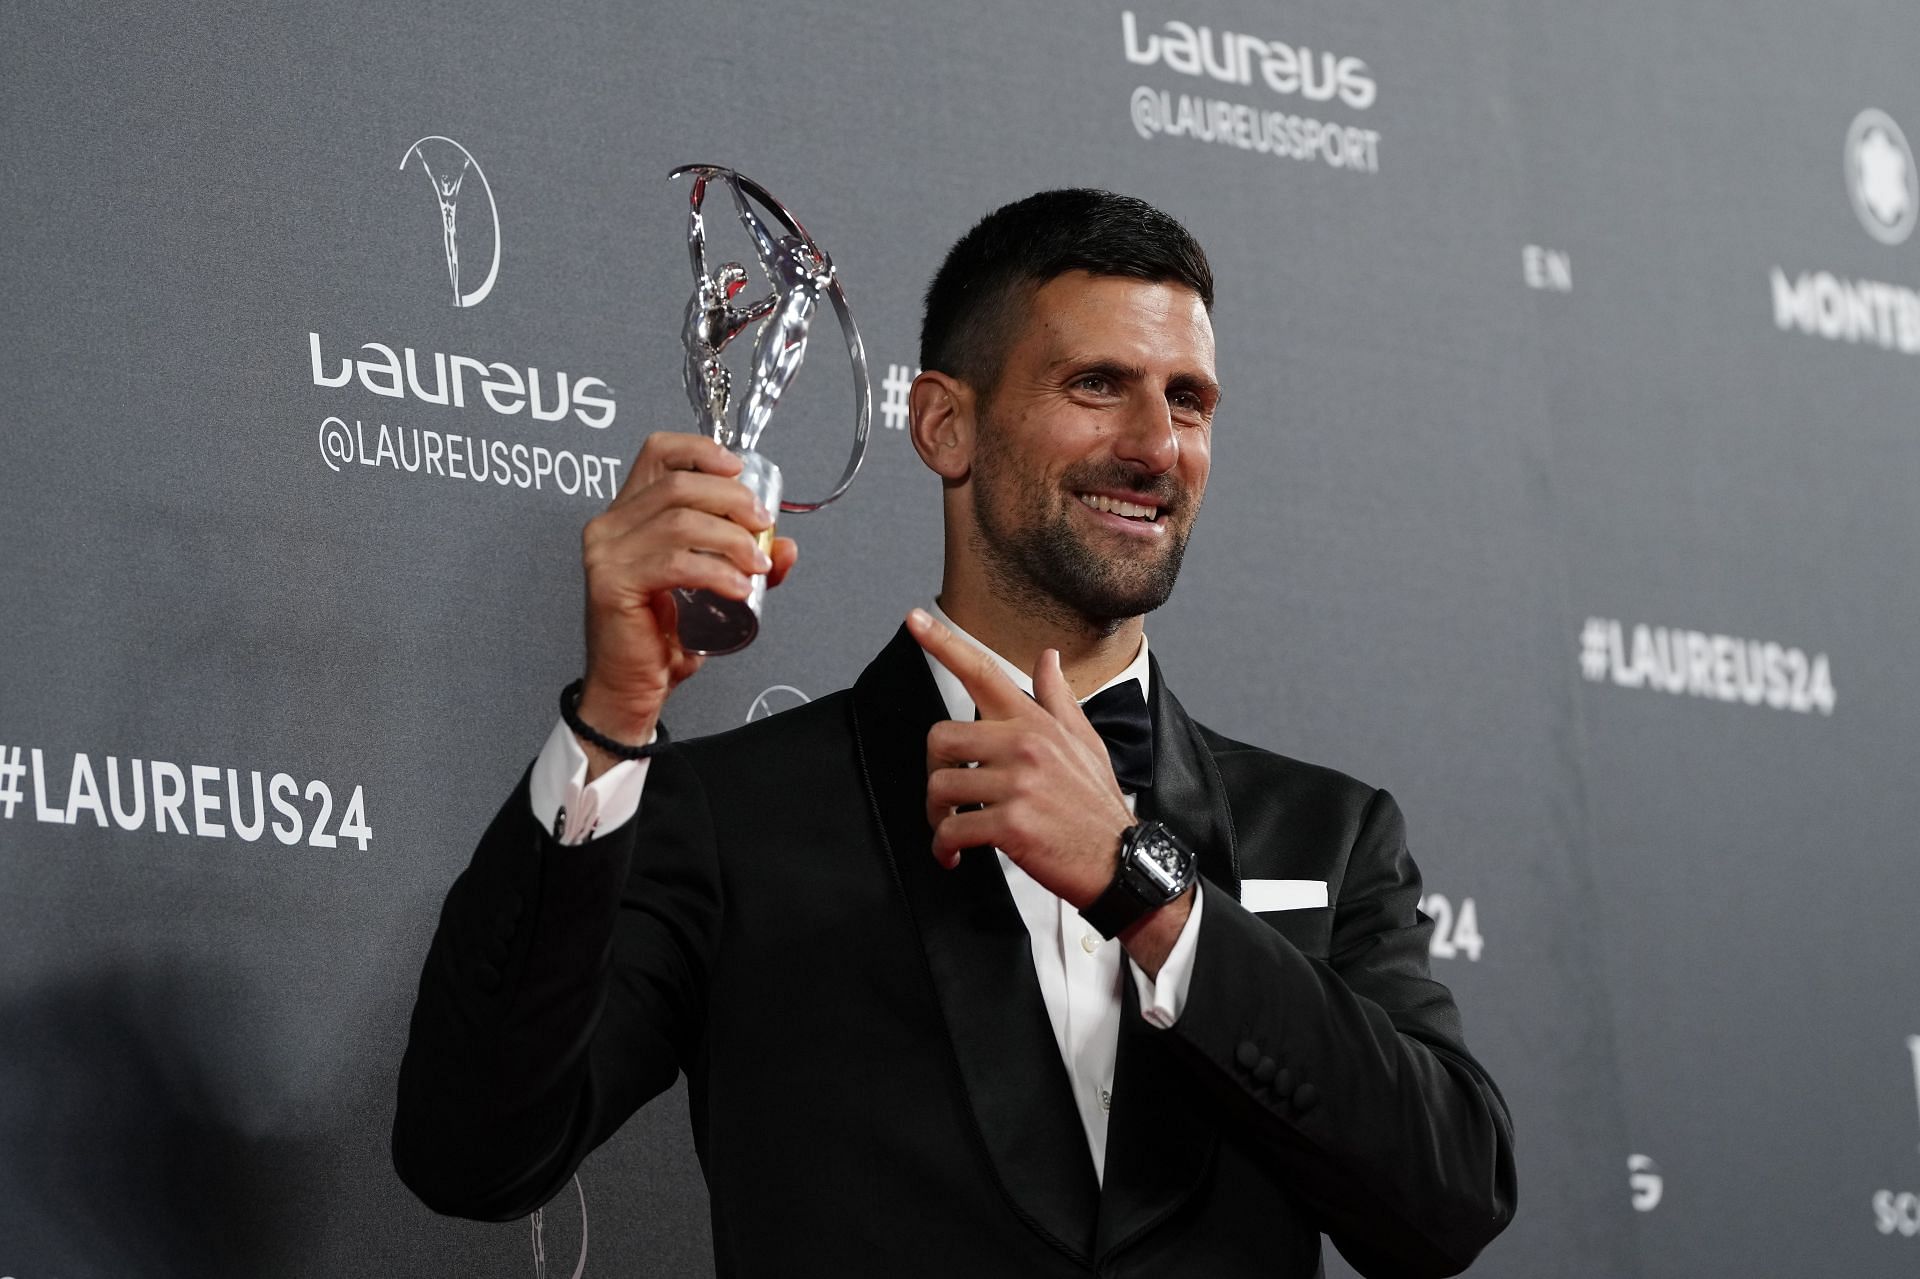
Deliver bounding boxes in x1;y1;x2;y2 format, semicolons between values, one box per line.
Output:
965;271;1218;628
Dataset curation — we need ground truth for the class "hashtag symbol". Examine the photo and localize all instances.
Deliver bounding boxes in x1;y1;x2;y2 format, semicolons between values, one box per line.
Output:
880;363;917;431
0;746;25;819
1579;618;1611;682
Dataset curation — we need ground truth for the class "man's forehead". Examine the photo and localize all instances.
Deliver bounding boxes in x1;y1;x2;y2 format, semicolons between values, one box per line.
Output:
1022;272;1215;362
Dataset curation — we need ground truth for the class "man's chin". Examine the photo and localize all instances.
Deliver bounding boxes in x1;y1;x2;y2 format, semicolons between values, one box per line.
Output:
1041;534;1182;620
1055;560;1182;622
1079;584;1177;624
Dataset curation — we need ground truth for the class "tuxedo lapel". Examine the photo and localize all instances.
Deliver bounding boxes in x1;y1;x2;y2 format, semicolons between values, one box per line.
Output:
852;625;1100;1262
1137;653;1239;895
1096;659;1238;1262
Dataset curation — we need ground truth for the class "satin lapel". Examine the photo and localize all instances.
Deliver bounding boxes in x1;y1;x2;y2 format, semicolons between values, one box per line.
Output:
1137;653;1238;896
852;625;1099;1262
1095;659;1237;1262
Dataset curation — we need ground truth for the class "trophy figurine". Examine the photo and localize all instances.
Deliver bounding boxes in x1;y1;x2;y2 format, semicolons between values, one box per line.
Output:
667;165;871;655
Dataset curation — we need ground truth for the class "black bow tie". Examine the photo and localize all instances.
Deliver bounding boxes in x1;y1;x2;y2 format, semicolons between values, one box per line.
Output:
1081;680;1154;793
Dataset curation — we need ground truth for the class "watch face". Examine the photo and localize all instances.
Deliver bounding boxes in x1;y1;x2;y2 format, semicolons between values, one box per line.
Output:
1131;828;1188;897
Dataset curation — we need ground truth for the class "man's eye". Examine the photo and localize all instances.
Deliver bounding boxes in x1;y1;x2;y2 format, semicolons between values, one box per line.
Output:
1074;375;1112;395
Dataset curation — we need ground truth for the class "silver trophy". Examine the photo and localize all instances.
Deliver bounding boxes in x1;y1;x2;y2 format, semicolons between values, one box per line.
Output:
668;165;871;655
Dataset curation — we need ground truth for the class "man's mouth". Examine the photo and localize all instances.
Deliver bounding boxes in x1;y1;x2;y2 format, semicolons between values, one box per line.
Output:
1075;491;1164;524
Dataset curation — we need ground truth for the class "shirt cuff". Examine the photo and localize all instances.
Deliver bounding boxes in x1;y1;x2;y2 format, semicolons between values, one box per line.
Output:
527;718;651;846
1129;882;1205;1029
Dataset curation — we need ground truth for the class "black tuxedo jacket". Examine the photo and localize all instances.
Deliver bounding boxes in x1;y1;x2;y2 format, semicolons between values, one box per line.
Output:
394;626;1516;1276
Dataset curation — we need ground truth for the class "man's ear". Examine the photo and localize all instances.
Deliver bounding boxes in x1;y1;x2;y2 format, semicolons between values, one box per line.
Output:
908;370;975;480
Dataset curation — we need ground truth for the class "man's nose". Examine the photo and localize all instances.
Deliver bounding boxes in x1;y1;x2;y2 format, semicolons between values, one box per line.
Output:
1113;394;1179;475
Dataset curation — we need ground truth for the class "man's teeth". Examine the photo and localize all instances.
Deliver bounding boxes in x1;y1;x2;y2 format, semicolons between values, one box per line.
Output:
1077;493;1159;520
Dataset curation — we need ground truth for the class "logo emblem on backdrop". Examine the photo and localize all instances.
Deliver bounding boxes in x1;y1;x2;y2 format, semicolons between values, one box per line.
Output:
1908;1034;1920;1152
526;1173;587;1277
1767;110;1920;354
746;684;811;723
1627;1153;1663;1212
1117;11;1382;173
1871;1038;1920;1237
399;136;502;307
1844;109;1917;246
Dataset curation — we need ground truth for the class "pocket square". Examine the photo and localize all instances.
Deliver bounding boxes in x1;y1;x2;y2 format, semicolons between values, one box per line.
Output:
1241;878;1329;912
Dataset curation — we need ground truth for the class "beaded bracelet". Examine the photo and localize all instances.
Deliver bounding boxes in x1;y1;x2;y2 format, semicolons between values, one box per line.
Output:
560;679;671;760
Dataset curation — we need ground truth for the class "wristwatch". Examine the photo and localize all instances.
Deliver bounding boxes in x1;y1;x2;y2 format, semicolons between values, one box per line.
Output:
1081;820;1197;940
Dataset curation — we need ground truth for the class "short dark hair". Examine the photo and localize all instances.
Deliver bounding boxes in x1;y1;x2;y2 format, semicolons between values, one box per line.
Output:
918;189;1214;393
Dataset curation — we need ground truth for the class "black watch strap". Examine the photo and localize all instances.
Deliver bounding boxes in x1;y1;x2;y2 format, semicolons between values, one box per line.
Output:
1081;821;1196;940
1082;872;1156;940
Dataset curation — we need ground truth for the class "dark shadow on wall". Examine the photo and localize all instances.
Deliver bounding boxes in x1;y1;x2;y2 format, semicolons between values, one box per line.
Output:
0;963;326;1279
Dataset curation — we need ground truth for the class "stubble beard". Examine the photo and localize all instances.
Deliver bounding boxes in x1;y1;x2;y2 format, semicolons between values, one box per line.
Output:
967;422;1194;636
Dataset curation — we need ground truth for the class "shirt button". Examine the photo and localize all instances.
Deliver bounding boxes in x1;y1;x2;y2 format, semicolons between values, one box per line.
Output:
1099;1089;1112;1112
1081;933;1101;953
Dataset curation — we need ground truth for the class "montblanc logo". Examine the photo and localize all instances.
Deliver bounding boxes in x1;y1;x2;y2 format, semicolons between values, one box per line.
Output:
1121;11;1375;110
1768;109;1920;355
399;136;501;308
1845;109;1917;247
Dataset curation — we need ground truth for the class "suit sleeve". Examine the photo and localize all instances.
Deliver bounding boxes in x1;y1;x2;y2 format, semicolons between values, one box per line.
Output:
391;751;721;1220
1165;787;1517;1277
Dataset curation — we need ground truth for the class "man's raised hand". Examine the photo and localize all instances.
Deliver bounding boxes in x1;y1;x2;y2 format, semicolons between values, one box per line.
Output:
906;608;1133;909
575;432;798;776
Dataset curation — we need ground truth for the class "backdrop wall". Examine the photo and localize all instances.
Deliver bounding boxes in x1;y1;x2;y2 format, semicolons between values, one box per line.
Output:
3;3;1916;1275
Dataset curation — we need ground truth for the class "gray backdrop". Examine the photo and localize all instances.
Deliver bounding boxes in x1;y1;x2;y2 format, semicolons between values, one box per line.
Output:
3;2;1917;1275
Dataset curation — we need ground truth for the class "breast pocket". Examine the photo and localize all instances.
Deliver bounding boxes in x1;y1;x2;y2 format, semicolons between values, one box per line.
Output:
1252;905;1334;956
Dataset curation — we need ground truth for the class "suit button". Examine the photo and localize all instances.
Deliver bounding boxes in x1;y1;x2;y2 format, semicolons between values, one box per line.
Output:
493;916;516;942
1236;1041;1260;1071
476;962;501;990
1292;1083;1319;1113
1252;1057;1277;1084
1273;1067;1293;1096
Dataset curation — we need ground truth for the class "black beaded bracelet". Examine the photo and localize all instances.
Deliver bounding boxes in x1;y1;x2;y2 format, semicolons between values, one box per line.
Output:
560;679;671;760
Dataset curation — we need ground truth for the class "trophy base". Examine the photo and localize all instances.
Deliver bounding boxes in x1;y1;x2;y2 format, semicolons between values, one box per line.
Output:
674;449;782;656
672;586;761;656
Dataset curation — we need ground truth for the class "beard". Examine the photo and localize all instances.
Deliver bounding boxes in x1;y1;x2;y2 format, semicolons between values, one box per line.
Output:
967;424;1196;632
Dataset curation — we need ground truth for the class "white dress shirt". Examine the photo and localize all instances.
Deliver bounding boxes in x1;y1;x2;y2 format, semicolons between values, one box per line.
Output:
527;605;1205;1180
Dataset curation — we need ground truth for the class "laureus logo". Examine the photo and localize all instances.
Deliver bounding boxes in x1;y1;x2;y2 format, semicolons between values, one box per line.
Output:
746;684;810;723
1844;109;1917;246
399;136;501;307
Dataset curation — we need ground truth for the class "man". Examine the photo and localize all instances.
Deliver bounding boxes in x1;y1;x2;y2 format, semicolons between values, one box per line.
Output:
394;189;1516;1277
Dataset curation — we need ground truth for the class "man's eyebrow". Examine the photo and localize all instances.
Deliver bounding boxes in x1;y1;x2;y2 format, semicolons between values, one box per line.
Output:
1047;356;1148;382
1047;357;1221;398
1167;370;1223;403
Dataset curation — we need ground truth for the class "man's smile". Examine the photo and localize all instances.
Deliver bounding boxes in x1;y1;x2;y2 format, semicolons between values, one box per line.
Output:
1074;489;1170;536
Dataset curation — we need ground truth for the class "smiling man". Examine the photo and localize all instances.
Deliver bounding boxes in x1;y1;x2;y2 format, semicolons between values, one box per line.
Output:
395;189;1516;1277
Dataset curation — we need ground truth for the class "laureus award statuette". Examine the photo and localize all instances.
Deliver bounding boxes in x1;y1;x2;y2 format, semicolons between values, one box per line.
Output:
669;165;872;655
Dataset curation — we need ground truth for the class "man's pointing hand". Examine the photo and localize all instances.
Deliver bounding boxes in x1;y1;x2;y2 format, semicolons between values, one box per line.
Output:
906;608;1133;909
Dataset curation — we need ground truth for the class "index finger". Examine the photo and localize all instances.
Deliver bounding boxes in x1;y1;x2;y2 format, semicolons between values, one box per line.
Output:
611;431;743;506
905;609;1033;721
